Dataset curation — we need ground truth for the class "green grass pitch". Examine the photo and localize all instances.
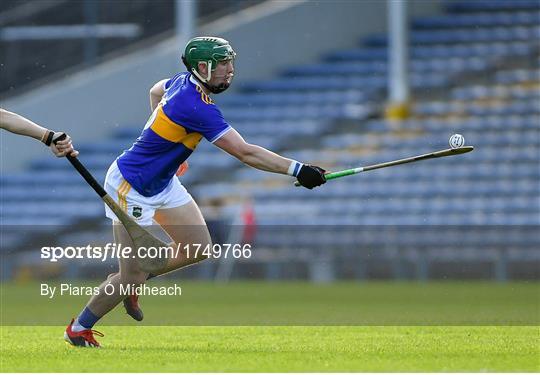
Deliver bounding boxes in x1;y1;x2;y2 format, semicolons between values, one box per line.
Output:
2;326;538;372
1;281;539;372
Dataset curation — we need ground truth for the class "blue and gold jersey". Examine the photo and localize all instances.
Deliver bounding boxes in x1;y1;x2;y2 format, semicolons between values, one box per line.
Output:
117;72;231;197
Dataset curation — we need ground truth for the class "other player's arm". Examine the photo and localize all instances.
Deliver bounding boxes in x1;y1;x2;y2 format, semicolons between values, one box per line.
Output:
149;79;168;111
0;108;78;157
214;128;326;189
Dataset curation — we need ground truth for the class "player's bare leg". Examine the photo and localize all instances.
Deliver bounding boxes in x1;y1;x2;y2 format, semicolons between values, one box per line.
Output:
85;223;149;316
65;222;148;347
106;270;144;322
152;199;212;276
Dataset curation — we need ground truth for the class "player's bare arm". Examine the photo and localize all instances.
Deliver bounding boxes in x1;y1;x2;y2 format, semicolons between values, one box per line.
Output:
149;79;168;111
214;128;291;173
0;108;78;157
214;128;326;189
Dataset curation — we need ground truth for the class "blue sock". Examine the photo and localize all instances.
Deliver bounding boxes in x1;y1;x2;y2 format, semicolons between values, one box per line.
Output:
77;306;100;329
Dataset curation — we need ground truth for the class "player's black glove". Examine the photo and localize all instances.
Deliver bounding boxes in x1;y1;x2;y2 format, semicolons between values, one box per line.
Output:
296;164;326;189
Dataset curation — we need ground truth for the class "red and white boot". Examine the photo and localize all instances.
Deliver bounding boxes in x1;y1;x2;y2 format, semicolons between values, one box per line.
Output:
64;319;103;348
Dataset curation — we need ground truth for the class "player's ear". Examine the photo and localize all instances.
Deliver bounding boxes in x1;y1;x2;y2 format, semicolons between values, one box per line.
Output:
197;61;207;75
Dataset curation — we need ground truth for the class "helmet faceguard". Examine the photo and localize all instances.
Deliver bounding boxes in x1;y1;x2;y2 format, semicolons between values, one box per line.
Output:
182;36;236;94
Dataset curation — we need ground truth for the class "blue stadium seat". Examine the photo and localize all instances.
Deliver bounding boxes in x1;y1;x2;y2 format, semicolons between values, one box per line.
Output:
495;68;540;84
240;74;448;93
412;11;540;29
451;85;540;101
218;90;371;106
2;202;102;218
30;155;115;171
325;42;533;62
283;57;490;77
362;26;540;46
444;0;540;13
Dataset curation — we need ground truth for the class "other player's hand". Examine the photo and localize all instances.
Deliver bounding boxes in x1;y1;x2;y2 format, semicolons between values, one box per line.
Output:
51;132;79;157
296;164;326;189
176;161;189;176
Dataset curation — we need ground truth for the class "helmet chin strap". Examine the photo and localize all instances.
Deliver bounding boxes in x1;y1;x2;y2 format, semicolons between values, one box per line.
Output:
191;60;231;94
191;60;213;83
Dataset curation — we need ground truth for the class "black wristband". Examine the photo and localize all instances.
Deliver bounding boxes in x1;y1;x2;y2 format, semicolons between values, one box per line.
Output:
44;131;54;146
